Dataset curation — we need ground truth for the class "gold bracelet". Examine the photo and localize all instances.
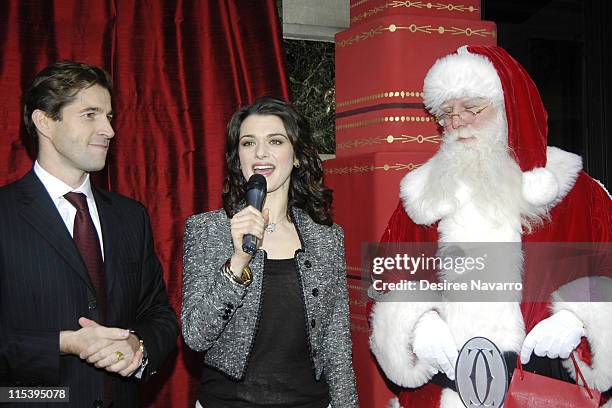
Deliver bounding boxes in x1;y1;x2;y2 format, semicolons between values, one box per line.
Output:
128;330;148;366
223;258;253;286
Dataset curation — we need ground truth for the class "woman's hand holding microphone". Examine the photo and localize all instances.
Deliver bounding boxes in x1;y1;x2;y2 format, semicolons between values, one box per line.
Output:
227;206;269;282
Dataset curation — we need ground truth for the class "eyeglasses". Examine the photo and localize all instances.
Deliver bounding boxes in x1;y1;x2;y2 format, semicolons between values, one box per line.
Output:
436;104;489;126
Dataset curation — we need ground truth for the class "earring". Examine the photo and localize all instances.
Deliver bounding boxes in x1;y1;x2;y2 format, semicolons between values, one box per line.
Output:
294;160;300;168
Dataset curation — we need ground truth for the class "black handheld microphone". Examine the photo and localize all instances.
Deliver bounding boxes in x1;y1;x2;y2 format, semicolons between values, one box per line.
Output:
242;174;267;254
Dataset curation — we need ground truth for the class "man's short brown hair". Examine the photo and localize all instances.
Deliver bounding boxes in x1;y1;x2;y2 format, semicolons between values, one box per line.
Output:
23;61;113;140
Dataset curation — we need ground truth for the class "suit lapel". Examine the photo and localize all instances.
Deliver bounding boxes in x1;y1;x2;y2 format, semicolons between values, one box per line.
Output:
93;187;121;296
17;171;95;293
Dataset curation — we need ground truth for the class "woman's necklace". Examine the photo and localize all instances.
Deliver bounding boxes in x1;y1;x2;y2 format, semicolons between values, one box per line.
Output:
264;214;290;234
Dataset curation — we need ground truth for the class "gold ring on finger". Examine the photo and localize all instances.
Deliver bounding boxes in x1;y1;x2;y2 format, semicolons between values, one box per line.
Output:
116;351;125;362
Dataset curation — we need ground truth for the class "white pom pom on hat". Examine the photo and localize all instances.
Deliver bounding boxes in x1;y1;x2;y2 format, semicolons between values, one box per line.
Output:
522;167;559;207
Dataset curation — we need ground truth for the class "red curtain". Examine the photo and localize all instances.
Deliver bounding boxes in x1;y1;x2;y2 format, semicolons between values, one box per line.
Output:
0;1;289;406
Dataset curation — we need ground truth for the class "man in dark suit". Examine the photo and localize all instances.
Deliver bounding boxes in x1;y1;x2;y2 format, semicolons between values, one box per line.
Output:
0;61;179;407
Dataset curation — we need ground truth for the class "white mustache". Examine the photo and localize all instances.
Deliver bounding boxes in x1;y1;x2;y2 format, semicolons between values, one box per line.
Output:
444;126;481;141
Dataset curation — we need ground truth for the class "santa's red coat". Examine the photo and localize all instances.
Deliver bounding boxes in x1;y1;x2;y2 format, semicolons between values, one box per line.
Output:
374;171;611;407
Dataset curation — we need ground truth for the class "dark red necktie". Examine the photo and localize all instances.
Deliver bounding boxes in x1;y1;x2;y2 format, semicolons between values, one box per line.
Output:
64;192;107;323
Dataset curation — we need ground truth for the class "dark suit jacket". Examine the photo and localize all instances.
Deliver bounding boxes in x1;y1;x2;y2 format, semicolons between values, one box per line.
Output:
0;170;178;407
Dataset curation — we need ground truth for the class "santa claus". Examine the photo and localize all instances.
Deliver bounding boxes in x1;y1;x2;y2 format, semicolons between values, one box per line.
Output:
369;45;611;407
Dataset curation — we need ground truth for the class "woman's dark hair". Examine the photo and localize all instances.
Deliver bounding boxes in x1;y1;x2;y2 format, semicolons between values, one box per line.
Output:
23;60;113;141
222;97;333;226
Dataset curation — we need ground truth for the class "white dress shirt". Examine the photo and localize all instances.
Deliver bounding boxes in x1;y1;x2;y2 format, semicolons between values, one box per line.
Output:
34;161;105;260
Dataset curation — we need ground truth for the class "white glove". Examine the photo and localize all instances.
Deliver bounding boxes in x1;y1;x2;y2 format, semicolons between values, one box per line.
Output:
413;311;459;380
520;310;585;364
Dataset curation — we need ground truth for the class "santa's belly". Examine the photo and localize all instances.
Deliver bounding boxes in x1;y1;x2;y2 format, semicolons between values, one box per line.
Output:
442;302;525;353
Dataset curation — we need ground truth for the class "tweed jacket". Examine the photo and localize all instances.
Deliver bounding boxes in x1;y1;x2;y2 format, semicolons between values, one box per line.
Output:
181;206;358;407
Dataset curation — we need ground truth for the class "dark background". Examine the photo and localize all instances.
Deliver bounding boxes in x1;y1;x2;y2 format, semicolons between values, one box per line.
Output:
484;0;611;187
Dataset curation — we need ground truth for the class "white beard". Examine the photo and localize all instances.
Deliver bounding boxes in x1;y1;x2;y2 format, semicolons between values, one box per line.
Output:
429;118;530;369
420;116;547;233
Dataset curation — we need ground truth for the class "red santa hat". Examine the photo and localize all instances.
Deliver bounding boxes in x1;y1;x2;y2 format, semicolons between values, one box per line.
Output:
423;45;559;206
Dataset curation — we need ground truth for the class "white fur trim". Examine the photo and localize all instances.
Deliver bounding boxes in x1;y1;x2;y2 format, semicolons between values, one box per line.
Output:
593;177;611;199
386;397;402;408
423;47;503;117
399;161;453;225
401;146;583;223
522;167;559;206
369;291;439;388
551;276;612;392
544;146;582;207
440;388;465;408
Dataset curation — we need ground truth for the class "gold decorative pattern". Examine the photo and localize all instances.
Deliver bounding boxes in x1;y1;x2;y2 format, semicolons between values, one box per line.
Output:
351;0;372;8
352;4;388;23
337;90;424;108
336;117;384;130
337;26;386;47
349;298;368;308
337;23;495;48
443;26;492;36
384;115;434;122
337;115;433;130
337;137;384;150
336;133;440;150
390;1;479;13
351;1;479;23
389;23;494;37
347;265;367;274
430;2;479;12
325;162;422;175
387;133;442;144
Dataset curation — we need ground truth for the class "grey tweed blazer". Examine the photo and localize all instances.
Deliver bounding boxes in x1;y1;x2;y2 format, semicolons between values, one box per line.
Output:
181;206;358;407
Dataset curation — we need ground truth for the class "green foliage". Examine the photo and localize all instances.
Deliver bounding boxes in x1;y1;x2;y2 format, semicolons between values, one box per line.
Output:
284;39;336;154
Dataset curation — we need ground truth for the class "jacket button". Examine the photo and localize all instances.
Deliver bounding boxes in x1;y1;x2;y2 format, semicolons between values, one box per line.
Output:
93;400;104;408
311;319;316;328
88;300;97;310
304;260;312;268
312;288;318;297
227;303;234;309
222;314;229;320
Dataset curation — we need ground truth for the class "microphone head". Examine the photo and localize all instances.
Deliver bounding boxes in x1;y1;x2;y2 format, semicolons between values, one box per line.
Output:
242;173;267;252
246;173;267;192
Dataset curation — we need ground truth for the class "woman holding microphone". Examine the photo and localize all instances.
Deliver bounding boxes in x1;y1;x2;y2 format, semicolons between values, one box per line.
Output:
181;97;358;408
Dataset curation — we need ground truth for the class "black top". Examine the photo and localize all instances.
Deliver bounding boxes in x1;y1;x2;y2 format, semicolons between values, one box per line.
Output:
199;258;331;408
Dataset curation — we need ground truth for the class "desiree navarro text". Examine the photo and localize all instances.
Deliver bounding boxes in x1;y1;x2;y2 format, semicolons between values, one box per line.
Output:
372;279;523;292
